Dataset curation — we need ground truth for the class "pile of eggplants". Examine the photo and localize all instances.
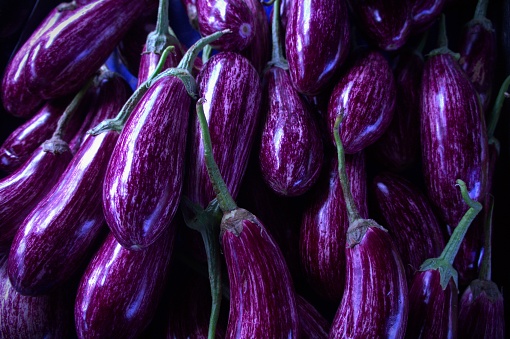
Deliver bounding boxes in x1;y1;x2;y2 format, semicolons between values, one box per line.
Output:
0;0;508;337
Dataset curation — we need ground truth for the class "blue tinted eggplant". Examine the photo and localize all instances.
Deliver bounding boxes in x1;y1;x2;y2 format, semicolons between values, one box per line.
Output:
186;51;261;208
347;0;412;51
285;0;350;95
411;0;446;33
297;294;330;339
196;0;255;51
373;172;446;286
74;225;175;338
24;0;146;100
7;71;131;296
327;49;396;153
300;151;367;302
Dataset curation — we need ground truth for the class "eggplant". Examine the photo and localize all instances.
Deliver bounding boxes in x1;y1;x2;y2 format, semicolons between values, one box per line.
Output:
181;0;199;30
186;51;261;209
23;0;147;100
297;295;330;339
411;0;446;33
420;16;489;286
240;0;271;75
458;0;497;113
327;48;396;154
7;70;131;296
0;256;75;338
372;172;446;286
74;225;175;338
299;150;368;302
328;116;408;338
284;0;350;96
196;0;255;51
371;41;424;171
346;0;412;51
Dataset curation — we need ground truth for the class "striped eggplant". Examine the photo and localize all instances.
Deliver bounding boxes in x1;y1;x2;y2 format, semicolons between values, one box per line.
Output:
297;295;330;339
300;150;367;302
328;116;408;339
23;0;147;100
458;0;497;113
240;0;271;75
371;42;424;171
420;16;489;286
411;0;446;33
181;0;198;29
0;256;75;338
372;172;446;286
7;71;131;296
74;225;175;338
327;48;396;154
196;0;255;51
346;0;412;51
285;0;350;95
185;51;261;208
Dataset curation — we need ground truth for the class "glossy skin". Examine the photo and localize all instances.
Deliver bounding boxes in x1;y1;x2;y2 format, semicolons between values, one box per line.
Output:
0;143;73;254
300;151;367;302
411;0;446;33
221;208;299;338
458;279;505;339
25;0;146;99
458;18;497;113
329;223;408;339
196;0;255;51
240;0;271;75
297;295;330;338
285;0;350;95
186;52;261;208
405;269;458;339
104;75;190;250
373;172;446;286
259;66;323;197
372;50;423;171
74;226;175;339
347;0;412;51
137;39;184;86
327;49;396;154
421;52;488;286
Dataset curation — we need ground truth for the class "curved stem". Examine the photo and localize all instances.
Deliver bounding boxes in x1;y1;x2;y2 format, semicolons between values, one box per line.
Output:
478;194;494;281
195;99;237;213
202;44;213;64
474;0;489;20
269;0;287;68
487;75;510;139
333;114;361;224
178;29;231;73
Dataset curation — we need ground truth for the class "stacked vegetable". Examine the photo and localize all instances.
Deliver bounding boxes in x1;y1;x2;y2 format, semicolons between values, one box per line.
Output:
0;0;507;337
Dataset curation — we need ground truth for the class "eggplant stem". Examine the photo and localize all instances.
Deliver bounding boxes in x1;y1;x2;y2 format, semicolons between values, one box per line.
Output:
333;114;362;224
195;98;237;213
145;0;172;53
267;0;288;70
487;75;510;139
202;44;213;64
478;194;494;281
474;0;489;20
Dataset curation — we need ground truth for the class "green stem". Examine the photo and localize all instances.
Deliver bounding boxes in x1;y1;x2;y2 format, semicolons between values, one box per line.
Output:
427;14;460;59
268;0;288;69
195;99;237;213
474;0;489;20
202;44;213;64
177;29;231;73
416;30;428;55
487;75;510;139
145;0;171;54
333;114;362;224
478;195;494;281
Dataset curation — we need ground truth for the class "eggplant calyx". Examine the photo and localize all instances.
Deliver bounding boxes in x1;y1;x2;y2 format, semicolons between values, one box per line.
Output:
468;279;502;300
420;258;457;290
427;47;460;60
181;197;222;233
57;1;78;12
42;138;71;154
220;208;258;237
346;219;388;248
155;68;197;99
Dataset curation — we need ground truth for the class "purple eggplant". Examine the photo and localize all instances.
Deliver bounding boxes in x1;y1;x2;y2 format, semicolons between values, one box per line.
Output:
240;0;271;75
420;16;489;286
347;0;412;51
328;116;408;338
372;172;446;286
300;150;367;302
196;0;255;51
7;71;131;296
74;225;175;338
327;48;396;154
23;0;147;100
285;0;350;96
181;0;199;29
186;51;261;208
0;256;75;338
371;42;424;171
458;0;497;113
297;295;330;339
411;0;446;33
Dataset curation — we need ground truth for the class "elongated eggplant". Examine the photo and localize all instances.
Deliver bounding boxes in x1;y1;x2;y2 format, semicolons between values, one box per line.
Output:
186;51;261;208
0;256;75;338
347;0;412;51
329;116;408;338
327;48;396;154
300;150;367;302
420;16;488;286
285;0;350;95
373;172;446;286
196;0;255;51
240;0;271;75
297;295;330;339
7;71;131;296
23;0;147;100
458;0;496;113
74;225;175;338
411;0;446;33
